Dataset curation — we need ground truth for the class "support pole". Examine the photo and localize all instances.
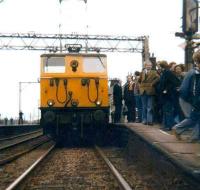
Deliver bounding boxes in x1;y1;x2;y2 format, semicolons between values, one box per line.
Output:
185;37;194;71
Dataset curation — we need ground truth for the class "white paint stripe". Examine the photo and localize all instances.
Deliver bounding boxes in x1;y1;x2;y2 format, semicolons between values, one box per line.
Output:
159;130;171;136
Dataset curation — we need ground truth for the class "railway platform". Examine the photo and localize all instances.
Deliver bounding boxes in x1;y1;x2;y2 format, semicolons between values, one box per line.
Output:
116;122;200;183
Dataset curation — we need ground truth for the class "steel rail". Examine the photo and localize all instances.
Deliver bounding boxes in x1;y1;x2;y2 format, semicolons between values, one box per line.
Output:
5;143;55;190
0;129;42;141
0;137;51;166
0;133;43;151
95;145;132;190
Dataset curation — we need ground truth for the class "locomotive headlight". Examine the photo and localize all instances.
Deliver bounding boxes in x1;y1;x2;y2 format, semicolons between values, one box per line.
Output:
47;99;55;107
70;60;79;72
95;100;102;106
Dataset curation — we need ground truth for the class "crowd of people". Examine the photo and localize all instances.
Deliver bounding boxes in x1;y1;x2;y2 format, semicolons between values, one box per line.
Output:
112;50;200;143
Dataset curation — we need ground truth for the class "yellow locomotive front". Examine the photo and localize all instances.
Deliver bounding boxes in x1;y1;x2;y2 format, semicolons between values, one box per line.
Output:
40;52;109;143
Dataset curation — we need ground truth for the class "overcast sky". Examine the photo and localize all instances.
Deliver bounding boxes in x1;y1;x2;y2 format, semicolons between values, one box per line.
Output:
0;0;185;120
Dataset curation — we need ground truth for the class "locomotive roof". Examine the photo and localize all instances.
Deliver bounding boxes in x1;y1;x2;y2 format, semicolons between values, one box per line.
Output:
40;53;107;57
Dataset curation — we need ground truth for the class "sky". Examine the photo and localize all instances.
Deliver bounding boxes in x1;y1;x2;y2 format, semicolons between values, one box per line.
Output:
0;0;185;120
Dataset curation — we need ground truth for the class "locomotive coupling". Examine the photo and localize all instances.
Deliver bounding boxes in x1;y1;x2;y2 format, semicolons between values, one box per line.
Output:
50;79;54;87
95;78;99;85
81;78;90;86
54;78;68;87
55;78;59;87
63;79;67;86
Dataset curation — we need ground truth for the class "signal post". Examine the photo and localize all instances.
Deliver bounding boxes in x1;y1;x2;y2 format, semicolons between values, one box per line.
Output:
176;0;199;71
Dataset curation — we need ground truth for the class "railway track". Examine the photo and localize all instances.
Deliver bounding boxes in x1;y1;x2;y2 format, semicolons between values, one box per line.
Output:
101;146;152;189
3;143;195;190
0;129;42;142
1;124;196;190
5;146;134;190
0;139;55;190
95;146;132;190
0;135;51;165
0;129;43;150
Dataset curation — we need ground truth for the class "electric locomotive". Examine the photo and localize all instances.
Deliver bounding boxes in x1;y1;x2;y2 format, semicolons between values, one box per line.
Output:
40;49;109;142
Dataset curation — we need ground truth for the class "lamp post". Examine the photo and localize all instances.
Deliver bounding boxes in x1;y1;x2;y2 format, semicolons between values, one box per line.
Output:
18;81;39;124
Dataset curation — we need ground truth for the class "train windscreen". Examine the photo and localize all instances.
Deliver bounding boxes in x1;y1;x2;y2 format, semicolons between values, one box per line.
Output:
83;57;106;73
43;57;65;73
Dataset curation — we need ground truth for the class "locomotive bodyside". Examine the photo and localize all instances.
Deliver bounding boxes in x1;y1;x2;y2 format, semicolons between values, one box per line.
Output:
40;53;109;142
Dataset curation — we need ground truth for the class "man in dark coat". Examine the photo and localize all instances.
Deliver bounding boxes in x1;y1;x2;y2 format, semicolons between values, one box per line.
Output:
158;61;181;130
124;75;136;122
113;79;122;123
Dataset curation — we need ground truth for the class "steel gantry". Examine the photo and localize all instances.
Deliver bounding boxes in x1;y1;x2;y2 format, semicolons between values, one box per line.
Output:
0;32;149;62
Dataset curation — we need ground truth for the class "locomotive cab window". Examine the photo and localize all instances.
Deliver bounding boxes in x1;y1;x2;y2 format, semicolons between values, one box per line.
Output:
43;57;65;73
83;57;106;73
